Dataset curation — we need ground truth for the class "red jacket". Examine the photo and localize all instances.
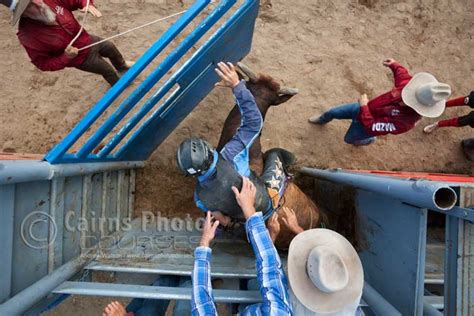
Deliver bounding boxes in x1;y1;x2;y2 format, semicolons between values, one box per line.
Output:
17;0;93;71
357;63;421;136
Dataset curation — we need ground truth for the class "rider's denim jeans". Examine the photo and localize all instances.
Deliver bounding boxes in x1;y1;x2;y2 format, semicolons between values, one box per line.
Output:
319;102;376;145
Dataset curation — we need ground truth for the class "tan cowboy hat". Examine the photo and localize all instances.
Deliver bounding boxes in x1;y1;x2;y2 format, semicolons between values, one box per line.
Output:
401;72;451;118
288;229;364;314
1;0;31;25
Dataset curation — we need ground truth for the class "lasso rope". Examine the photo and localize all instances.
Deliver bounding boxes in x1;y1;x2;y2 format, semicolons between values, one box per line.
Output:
68;0;91;48
68;0;187;52
78;10;187;51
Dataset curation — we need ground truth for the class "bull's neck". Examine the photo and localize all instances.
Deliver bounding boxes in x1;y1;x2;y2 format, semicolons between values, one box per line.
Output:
254;97;272;119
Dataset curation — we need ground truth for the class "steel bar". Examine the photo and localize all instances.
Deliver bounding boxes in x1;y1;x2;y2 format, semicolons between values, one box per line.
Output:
423;301;443;316
301;168;458;211
0;161;144;185
424;296;444;310
85;262;257;279
0;255;92;316
362;282;401;316
54;281;262;303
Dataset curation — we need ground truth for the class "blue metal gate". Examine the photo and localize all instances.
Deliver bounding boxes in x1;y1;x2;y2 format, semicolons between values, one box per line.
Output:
45;0;260;164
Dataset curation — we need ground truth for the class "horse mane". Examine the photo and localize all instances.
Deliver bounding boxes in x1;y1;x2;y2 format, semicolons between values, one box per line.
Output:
257;74;281;92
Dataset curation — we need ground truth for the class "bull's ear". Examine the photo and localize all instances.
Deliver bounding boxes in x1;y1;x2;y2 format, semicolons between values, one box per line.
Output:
274;88;299;105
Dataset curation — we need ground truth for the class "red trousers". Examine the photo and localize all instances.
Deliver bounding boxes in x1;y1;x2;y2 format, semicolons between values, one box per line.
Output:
437;96;474;128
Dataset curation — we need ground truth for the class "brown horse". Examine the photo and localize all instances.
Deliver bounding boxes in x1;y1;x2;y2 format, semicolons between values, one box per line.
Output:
216;62;325;249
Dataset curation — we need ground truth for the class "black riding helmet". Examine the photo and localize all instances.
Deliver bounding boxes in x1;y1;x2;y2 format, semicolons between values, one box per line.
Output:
177;138;215;176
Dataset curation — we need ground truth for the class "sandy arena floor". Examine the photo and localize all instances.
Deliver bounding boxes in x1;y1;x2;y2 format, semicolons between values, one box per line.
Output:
0;0;473;314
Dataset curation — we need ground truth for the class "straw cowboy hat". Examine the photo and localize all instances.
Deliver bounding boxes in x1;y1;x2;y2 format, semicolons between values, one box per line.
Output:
401;72;451;118
1;0;31;25
288;229;364;314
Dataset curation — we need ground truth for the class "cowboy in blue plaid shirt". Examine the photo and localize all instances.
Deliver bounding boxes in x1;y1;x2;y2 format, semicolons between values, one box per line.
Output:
191;177;294;316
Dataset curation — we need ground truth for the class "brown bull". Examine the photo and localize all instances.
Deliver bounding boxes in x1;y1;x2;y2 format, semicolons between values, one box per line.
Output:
217;62;326;249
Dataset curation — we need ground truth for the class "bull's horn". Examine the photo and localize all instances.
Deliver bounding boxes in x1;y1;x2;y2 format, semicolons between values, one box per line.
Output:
278;88;299;95
236;62;258;82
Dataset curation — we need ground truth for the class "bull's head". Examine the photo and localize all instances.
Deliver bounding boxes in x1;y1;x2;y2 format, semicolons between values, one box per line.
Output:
236;62;299;107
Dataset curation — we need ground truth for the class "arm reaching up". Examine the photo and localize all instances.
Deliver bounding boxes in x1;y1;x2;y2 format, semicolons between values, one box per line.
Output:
216;62;263;177
191;212;219;316
233;178;293;315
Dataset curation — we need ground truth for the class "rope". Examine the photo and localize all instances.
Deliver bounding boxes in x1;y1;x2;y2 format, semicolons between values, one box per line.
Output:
74;10;187;51
66;0;186;51
68;0;91;48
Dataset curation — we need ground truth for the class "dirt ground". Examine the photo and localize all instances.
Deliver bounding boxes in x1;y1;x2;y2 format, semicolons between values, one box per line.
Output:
0;0;473;314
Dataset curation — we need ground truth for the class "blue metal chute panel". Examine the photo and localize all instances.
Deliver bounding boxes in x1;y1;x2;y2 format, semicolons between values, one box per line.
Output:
0;185;15;303
44;0;260;164
44;0;210;164
11;181;51;296
62;176;84;263
118;1;258;160
357;190;427;315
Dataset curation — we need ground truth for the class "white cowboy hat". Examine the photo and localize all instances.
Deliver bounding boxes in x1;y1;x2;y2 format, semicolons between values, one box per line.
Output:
288;229;364;314
401;72;451;118
1;0;31;26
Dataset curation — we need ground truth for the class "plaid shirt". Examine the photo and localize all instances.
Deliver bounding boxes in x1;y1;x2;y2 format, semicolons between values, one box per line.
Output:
191;212;293;316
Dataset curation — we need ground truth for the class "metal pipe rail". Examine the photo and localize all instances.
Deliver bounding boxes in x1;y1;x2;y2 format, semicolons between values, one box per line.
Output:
0;160;144;185
301;168;458;211
0;255;92;316
362;282;401;316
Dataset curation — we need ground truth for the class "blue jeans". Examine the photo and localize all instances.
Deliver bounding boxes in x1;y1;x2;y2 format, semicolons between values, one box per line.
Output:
320;102;376;145
126;276;192;316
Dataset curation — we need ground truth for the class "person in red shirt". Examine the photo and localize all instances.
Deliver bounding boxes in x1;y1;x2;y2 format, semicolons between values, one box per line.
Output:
423;91;474;133
423;91;474;161
1;0;133;86
308;58;452;145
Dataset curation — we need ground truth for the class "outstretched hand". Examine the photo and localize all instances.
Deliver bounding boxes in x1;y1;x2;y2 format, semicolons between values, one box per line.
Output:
212;211;232;227
359;93;369;106
103;301;126;316
383;58;397;67
232;177;257;219
215;62;240;89
81;5;102;17
65;46;79;59
200;211;219;247
281;207;304;235
268;213;280;242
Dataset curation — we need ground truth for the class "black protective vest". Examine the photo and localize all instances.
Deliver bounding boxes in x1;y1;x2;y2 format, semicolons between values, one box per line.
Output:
195;155;271;220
